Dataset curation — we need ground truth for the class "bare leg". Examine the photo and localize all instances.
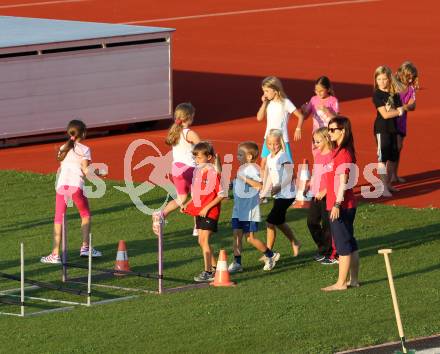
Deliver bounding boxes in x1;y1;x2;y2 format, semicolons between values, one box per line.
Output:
80;216;91;247
321;254;351;291
276;223;301;256
210;246;216;271
378;162;392;197
266;223;276;250
347;251;360;287
232;229;243;256
163;193;188;217
386;162;399;192
52;223;62;255
198;230;213;272
392;135;406;183
246;232;268;253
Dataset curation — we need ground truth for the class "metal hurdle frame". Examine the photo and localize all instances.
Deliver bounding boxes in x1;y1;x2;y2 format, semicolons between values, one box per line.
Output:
0;234;138;317
61;215;209;294
0;242;91;317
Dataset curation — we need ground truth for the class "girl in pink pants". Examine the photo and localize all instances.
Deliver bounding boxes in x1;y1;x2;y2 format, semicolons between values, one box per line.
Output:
41;120;104;264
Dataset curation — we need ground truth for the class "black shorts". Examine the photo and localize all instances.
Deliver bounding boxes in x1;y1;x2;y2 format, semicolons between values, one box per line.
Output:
266;198;294;225
195;216;218;232
376;132;398;162
329;208;358;256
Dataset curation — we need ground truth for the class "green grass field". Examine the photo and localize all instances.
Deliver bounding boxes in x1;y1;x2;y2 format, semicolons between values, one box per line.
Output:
0;170;439;353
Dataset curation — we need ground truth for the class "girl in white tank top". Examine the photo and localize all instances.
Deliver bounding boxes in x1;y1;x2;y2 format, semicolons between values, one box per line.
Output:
152;103;201;236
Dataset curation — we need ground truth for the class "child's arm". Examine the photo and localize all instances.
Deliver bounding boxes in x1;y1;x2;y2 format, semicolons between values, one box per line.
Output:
259;165;272;199
292;109;304;141
301;102;311;119
81;159;91;175
239;175;263;190
199;195;225;217
180;198;192;213
404;98;416;112
377;106;404;120
315;189;327;200
271;162;294;196
257;96;269;121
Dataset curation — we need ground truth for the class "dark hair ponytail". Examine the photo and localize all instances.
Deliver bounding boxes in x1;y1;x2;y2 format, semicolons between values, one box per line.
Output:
57;119;87;161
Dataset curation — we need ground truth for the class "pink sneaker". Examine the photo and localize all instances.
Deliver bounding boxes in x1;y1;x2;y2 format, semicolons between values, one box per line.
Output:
40;253;61;264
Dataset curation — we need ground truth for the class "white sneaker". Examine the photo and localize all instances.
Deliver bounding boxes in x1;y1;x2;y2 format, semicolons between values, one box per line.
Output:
192;227;199;237
263;252;280;271
80;247;102;258
40;253;61;264
228;262;243;273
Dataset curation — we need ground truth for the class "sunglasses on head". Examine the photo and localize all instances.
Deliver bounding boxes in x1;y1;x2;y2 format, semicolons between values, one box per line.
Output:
328;127;342;133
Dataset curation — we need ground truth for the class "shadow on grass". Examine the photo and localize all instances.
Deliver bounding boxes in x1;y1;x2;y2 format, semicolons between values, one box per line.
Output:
232;222;440;283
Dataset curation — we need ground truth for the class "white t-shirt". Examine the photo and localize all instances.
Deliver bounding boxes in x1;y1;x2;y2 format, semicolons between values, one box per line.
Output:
264;98;296;143
172;128;195;167
232;164;261;222
266;150;296;199
56;142;91;190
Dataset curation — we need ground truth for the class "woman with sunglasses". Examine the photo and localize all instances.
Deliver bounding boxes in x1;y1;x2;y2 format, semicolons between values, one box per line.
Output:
321;116;360;291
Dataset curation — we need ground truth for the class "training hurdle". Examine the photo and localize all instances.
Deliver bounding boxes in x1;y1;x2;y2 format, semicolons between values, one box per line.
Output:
61;215;209;294
0;243;91;317
0;235;138;317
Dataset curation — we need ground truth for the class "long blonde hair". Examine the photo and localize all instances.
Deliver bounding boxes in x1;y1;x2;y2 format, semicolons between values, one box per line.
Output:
262;76;287;100
165;103;195;146
395;61;419;92
374;65;398;95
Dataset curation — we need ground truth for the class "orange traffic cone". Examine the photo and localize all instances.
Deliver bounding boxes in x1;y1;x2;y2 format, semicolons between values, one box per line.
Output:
211;250;236;287
114;240;131;276
292;159;312;209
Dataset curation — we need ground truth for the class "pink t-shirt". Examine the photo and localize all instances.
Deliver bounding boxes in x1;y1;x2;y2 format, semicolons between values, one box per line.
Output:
56;142;91;190
310;149;333;195
305;95;339;132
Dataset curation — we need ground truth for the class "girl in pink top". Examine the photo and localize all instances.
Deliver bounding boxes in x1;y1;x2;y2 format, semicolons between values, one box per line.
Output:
307;127;338;265
302;76;339;134
152;103;201;236
392;61;419;183
41;120;104;264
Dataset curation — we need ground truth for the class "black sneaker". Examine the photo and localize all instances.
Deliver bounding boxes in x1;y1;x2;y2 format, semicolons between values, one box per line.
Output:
321;257;338;265
313;253;325;262
194;271;214;283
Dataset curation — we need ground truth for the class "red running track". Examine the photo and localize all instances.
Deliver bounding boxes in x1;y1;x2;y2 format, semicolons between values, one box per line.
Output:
0;0;439;208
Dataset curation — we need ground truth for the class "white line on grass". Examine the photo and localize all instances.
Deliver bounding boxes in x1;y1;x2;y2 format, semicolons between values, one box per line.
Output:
0;0;88;9
123;0;380;24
